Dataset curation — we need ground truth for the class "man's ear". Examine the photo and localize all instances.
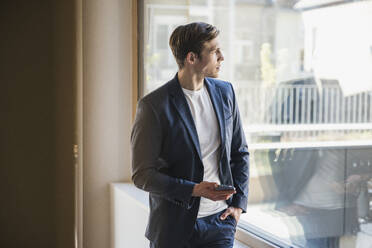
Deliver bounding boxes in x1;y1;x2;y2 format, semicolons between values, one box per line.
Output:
185;52;197;65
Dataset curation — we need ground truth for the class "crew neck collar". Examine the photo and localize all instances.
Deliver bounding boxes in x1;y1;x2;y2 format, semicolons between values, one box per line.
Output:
181;85;205;96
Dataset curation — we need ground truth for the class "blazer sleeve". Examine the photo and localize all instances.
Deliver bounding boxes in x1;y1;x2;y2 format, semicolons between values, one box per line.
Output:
229;83;250;213
131;98;196;208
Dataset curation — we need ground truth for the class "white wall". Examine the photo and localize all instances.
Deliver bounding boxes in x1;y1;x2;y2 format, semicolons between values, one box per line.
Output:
83;0;133;247
110;184;150;248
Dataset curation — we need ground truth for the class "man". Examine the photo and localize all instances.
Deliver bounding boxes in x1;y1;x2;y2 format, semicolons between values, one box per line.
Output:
131;22;249;248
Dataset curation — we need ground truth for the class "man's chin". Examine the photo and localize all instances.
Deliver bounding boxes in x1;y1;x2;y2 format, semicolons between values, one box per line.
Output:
206;73;219;78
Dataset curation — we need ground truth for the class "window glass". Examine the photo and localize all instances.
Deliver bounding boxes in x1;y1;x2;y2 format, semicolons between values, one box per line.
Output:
140;0;372;247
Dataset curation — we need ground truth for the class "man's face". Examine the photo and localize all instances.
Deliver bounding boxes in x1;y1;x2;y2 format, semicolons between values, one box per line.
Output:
194;37;224;78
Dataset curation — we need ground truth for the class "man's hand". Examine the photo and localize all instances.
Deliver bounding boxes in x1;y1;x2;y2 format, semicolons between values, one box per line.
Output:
220;206;242;222
192;182;236;201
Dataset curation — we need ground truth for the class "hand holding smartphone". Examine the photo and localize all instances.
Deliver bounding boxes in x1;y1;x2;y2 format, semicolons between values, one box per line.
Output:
215;184;235;191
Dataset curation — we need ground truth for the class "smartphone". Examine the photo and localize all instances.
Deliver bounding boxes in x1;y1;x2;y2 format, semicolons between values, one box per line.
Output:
215;185;235;191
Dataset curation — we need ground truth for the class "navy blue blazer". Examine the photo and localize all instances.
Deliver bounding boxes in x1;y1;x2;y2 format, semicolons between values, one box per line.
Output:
131;74;249;247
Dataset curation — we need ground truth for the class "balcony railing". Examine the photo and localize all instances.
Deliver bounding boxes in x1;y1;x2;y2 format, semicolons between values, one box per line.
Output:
237;85;372;125
236;84;372;140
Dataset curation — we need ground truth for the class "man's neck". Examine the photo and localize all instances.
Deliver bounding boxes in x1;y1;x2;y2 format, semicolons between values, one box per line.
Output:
177;69;204;91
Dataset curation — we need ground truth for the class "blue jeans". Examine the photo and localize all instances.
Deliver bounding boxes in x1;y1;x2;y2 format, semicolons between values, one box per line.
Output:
150;209;237;248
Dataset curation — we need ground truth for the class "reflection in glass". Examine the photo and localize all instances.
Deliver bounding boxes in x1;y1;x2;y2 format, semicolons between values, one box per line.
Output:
255;147;371;247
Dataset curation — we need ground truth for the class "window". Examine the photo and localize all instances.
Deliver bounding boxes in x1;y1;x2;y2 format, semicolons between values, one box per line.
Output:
139;0;372;247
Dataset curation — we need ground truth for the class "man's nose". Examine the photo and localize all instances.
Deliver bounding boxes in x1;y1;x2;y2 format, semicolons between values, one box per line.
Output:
219;52;224;62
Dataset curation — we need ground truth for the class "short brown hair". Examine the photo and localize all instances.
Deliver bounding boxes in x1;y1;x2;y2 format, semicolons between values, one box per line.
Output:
169;22;219;68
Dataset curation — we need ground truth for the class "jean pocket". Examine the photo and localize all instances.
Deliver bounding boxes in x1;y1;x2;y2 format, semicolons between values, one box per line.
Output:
227;215;237;226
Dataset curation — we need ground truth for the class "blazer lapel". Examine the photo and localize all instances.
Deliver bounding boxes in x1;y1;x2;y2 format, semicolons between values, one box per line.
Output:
169;75;203;162
204;78;226;155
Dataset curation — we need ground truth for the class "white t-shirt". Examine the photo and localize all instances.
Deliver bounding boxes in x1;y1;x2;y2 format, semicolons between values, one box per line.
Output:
182;85;228;218
294;150;345;209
